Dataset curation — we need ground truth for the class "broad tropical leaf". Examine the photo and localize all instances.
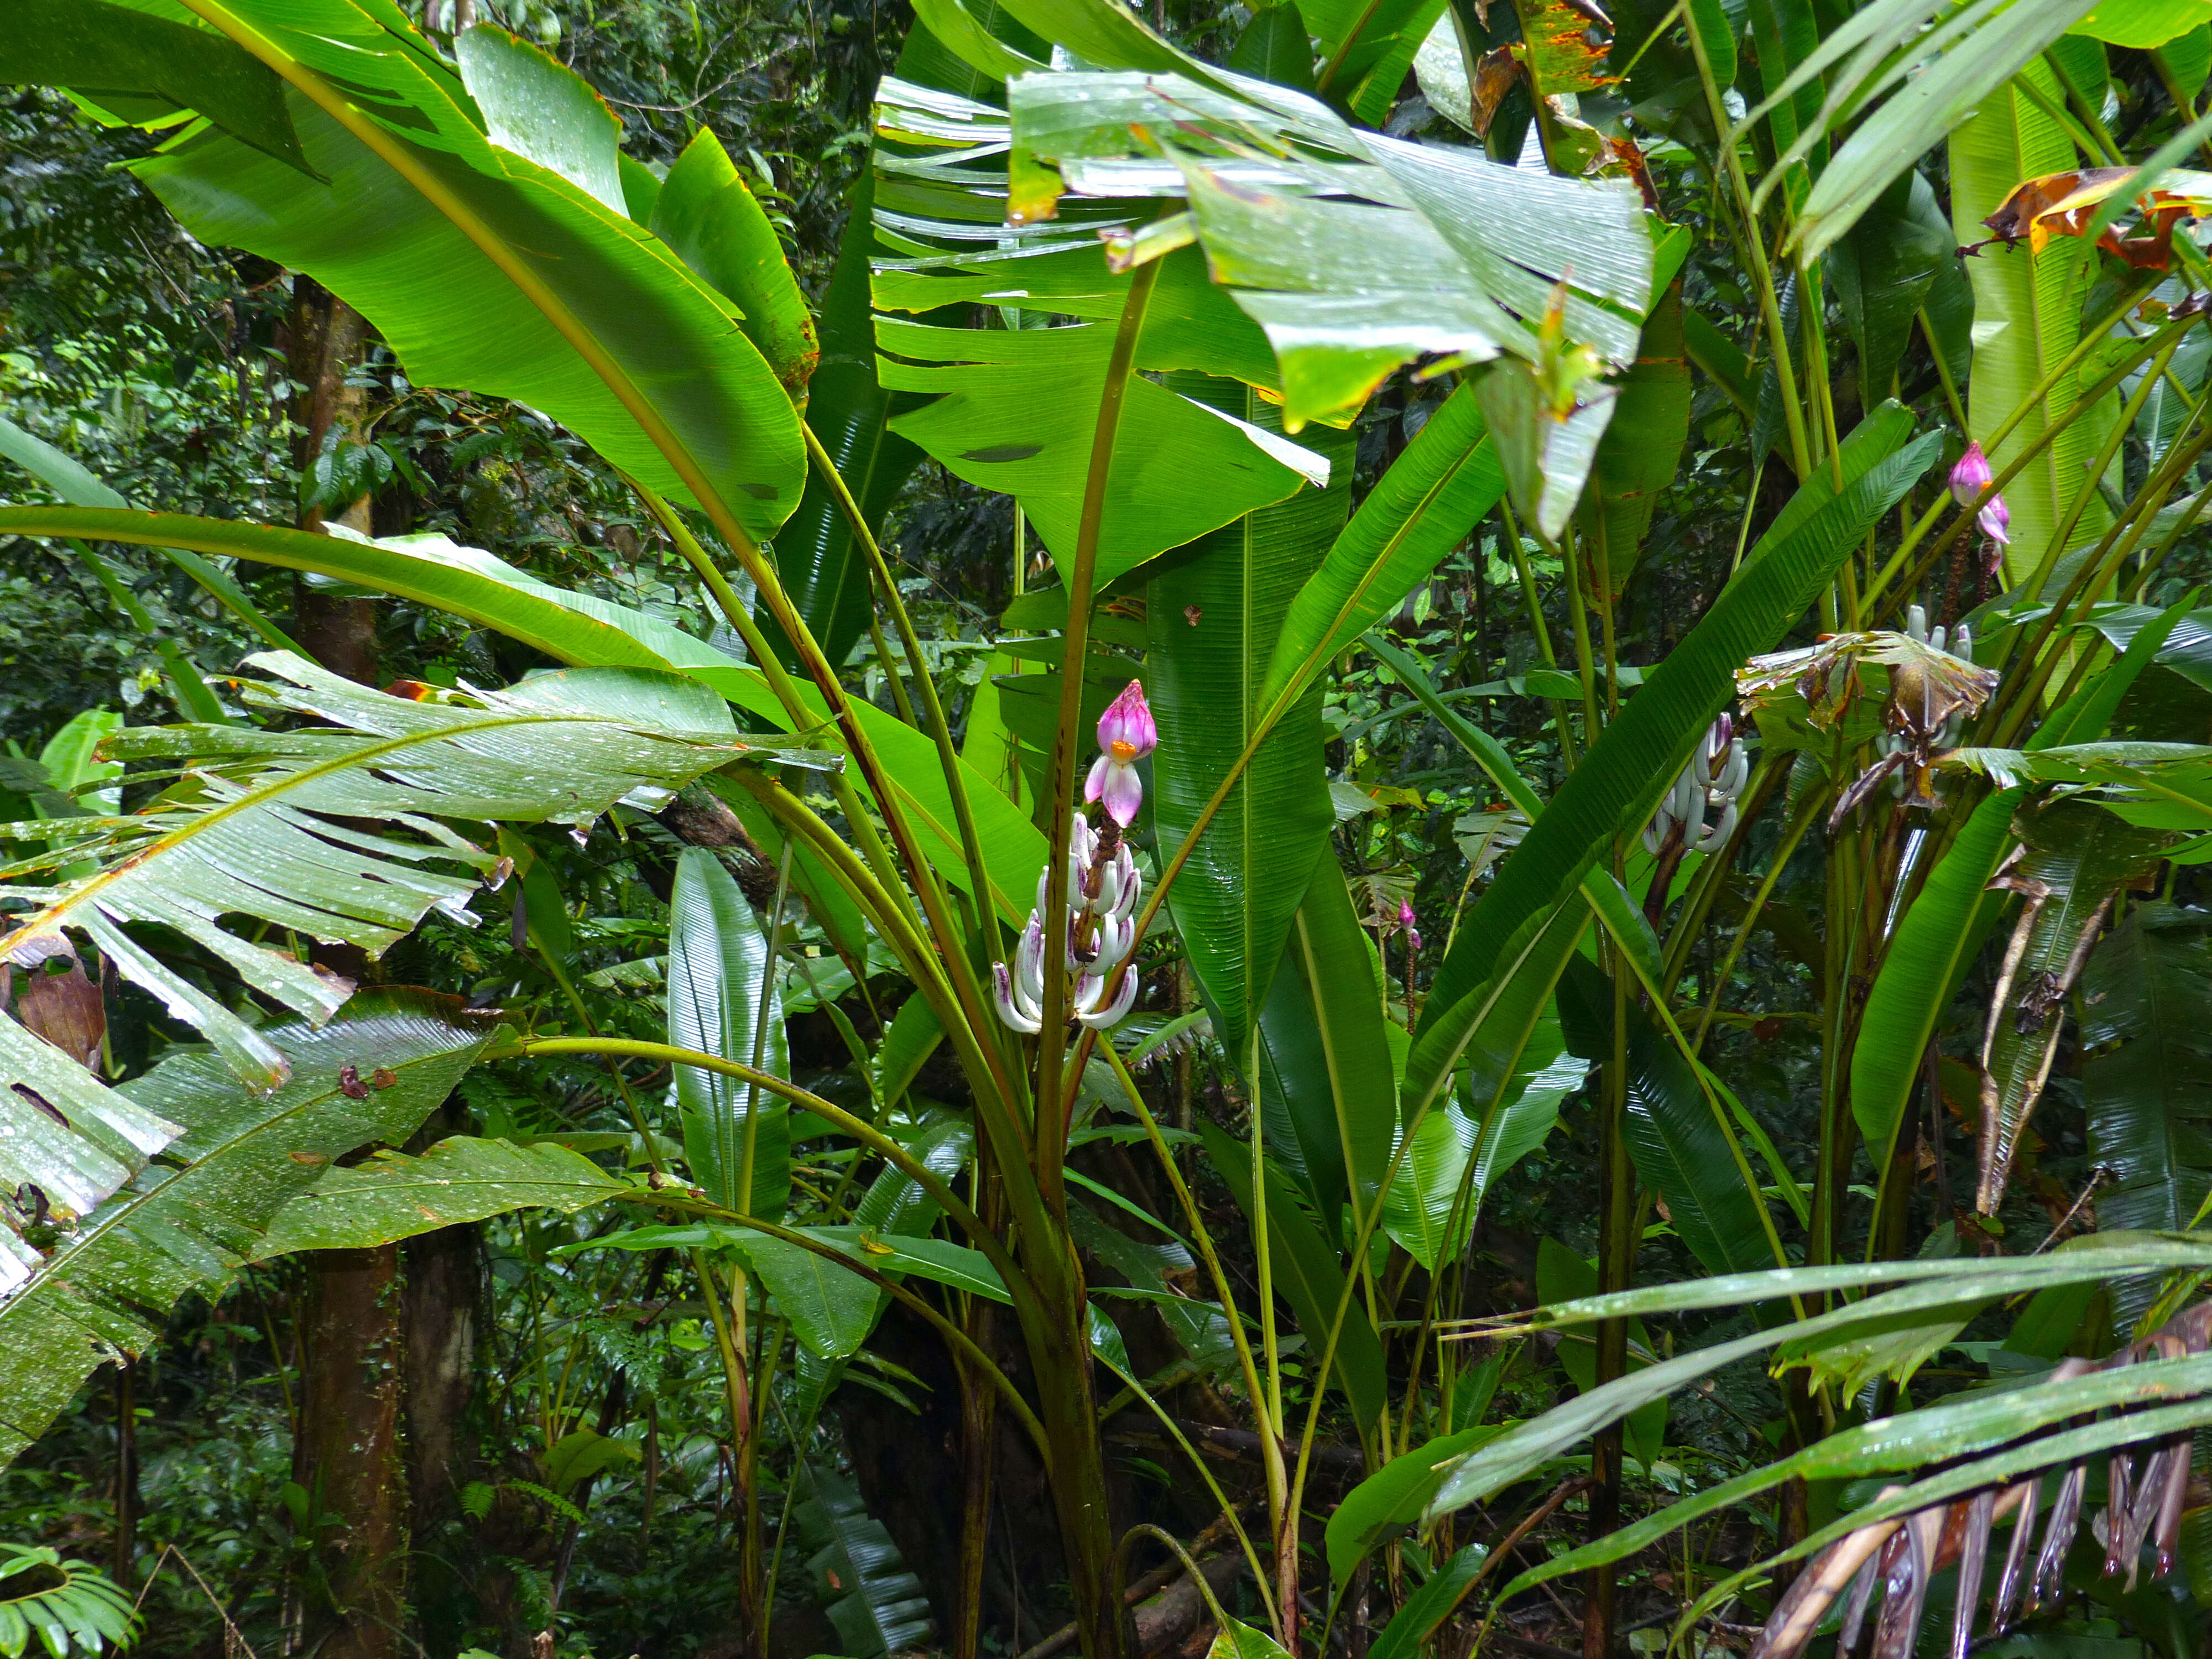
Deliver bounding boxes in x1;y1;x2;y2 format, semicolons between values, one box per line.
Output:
1324;1428;1503;1591
0;408;295;652
0;0;304;168
1849;787;2025;1169
1947;55;2115;584
794;1466;936;1658
1424;1237;2212;1518
93;3;806;540
1002;69;1655;426
0;509;1051;924
1257;383;1505;712
1978;800;2166;1212
0;992;499;1467
1825;175;1952;401
1497;1338;2212;1602
2082;904;2212;1312
1258;864;1399;1232
1381;1039;1583;1271
1575;284;1691;599
876;315;1328;589
0;1011;181;1249
0;1541;138;1657
649;127;820;399
1737;0;2105;257
667;847;791;1219
769;170;925;669
0;651;781;1092
250;1135;629;1257
1365;1543;1488;1659
1150;378;1352;1062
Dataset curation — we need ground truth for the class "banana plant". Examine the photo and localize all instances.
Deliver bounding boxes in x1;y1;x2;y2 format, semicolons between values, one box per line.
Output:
10;0;2212;1654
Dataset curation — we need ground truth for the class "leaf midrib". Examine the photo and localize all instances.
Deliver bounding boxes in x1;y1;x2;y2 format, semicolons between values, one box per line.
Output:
0;701;732;959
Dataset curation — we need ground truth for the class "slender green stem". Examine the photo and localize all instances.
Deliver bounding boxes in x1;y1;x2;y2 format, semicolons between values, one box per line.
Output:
2006;332;2179;614
1092;1355;1279;1631
1559;524;1604;744
867;613;920;726
1505;503;1579;768
1687;12;1810;481
1919;309;1969;435
510;1036;1022;1286
804;422;1008;968
1990;423;2212;741
641;1195;1051;1458
2032;54;2124;164
1691;785;1820;1052
1862;289;2171;613
1251;1034;1285;1437
722;767;1034;1166
1099;1043;1282;1525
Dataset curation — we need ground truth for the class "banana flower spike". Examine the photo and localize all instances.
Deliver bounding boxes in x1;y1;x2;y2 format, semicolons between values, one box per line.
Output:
1950;441;2010;547
1084;680;1156;828
1398;899;1421;953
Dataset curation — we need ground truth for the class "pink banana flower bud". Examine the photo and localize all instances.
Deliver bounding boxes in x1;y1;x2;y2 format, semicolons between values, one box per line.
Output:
1085;679;1155;827
1399;899;1421;953
1950;441;2010;547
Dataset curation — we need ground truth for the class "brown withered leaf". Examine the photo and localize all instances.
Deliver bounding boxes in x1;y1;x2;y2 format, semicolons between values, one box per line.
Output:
12;951;105;1070
1753;1301;2212;1659
1975;165;2212;270
1601;135;1660;213
1469;46;1524;138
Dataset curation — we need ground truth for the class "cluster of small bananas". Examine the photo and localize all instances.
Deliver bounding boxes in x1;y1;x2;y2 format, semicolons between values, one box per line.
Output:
1642;714;1748;856
1871;604;1974;795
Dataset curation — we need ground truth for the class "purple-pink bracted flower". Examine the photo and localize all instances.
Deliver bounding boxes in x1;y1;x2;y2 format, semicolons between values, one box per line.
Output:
1950;441;2011;547
1398;899;1421;954
1085;680;1156;828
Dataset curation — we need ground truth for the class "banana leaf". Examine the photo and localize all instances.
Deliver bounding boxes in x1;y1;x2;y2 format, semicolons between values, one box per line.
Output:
250;1136;627;1256
1149;377;1353;1061
667;847;791;1220
2083;903;2212;1317
114;2;805;540
0;992;500;1467
0;652;774;1093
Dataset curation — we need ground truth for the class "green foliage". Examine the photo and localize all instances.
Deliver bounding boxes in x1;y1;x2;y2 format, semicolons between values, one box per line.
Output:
0;993;498;1467
0;1543;135;1658
11;0;2212;1653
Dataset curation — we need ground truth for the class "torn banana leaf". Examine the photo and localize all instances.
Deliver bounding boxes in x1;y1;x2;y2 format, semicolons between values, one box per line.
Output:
0;653;812;1096
0;992;500;1467
1000;68;1656;427
1977;800;2168;1214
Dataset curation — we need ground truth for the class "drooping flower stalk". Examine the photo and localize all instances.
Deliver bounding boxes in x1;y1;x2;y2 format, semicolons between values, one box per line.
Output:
995;681;1150;1033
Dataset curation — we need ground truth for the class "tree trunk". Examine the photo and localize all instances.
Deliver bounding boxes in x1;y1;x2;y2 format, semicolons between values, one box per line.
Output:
285;275;379;681
295;1248;410;1659
401;1102;480;1652
283;275;409;1659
